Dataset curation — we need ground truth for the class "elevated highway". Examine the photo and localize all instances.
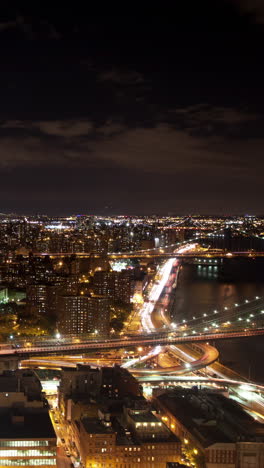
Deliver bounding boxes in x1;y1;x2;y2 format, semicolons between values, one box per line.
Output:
33;250;264;259
137;375;264;391
1;328;264;359
131;343;219;375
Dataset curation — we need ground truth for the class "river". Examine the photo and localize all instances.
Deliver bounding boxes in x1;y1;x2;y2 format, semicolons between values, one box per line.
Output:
170;263;264;383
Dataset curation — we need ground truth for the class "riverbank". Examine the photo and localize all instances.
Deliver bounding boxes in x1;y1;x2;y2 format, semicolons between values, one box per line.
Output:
171;263;264;382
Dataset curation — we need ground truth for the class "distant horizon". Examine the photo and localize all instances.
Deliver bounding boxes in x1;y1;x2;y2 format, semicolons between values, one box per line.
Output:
0;211;263;218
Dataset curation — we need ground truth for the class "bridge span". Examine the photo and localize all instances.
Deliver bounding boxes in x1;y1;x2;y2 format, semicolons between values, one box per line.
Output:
1;328;264;359
33;250;264;259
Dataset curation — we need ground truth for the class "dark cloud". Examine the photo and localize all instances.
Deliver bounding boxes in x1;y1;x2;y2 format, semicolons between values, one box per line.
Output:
1;120;94;137
173;105;256;125
0;13;61;39
98;69;144;86
234;0;264;23
0;107;263;186
0;8;263;214
0;19;18;32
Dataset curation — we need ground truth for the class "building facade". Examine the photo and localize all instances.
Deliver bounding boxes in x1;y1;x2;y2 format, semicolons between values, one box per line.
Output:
154;389;264;468
0;370;57;468
57;294;110;336
93;270;132;304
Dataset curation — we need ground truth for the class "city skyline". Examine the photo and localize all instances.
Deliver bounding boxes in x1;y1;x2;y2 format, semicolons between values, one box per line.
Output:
1;8;264;466
0;5;264;214
0;210;263;467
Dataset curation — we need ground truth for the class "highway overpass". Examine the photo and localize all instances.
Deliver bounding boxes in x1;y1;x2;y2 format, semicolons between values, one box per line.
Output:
1;328;264;360
32;250;264;259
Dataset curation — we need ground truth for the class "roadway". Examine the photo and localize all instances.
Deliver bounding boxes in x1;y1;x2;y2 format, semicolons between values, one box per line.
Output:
1;327;264;358
10;239;264;423
50;407;77;467
124;247;221;376
137;374;264;391
131;255;264;422
131;343;219;375
1;242;263;375
123;247;264;398
32;250;264;259
57;448;72;468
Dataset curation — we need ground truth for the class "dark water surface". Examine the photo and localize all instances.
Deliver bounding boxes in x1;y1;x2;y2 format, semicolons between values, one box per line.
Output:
171;264;264;383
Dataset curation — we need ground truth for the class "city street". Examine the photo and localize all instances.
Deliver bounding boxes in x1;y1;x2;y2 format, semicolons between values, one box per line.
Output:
57;446;72;468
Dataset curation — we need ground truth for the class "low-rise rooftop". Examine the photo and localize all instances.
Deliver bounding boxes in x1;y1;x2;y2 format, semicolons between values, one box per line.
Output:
156;388;264;447
0;412;56;439
128;410;159;423
81;417;114;435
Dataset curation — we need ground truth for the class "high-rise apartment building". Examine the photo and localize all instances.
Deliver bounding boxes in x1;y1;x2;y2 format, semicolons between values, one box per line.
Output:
26;273;80;317
57;294;109;336
26;283;61;316
93;269;132;304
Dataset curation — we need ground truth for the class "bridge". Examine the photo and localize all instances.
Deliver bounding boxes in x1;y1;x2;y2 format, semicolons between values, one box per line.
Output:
1;291;263;364
31;227;264;259
1;328;264;361
33;250;264;259
3;228;263;372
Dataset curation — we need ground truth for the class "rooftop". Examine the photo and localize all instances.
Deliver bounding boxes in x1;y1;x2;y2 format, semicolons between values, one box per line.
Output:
0;370;43;401
156;389;264;447
0;412;56;439
128;410;159;424
81;418;114;435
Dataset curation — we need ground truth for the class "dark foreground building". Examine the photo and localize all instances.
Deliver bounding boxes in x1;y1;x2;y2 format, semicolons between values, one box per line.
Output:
0;369;57;467
154;388;264;468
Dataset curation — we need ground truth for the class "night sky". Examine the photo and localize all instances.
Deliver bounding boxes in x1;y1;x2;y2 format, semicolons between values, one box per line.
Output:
0;3;264;215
